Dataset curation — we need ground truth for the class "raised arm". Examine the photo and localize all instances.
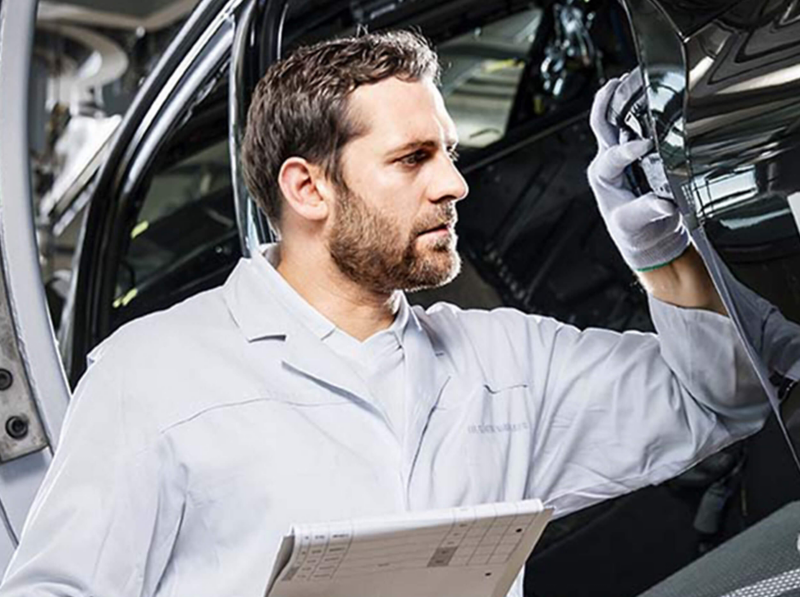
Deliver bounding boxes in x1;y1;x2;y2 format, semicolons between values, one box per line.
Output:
520;70;770;515
518;300;768;519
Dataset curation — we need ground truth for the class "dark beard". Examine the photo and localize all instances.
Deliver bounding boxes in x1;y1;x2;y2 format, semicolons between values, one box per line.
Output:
327;185;461;294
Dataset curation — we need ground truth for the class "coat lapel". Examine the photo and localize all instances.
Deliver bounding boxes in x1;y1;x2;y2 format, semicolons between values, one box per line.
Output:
282;327;374;407
402;311;451;481
224;256;374;407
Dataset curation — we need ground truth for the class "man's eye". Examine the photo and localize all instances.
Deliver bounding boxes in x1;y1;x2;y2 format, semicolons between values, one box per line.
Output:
448;148;460;163
401;150;428;165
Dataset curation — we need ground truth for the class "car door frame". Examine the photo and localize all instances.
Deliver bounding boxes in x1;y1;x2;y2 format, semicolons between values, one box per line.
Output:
66;0;245;384
0;0;72;567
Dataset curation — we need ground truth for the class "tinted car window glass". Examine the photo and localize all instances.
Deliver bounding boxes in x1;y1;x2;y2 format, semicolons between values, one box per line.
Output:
438;8;542;148
135;141;232;237
118;139;232;296
111;134;238;325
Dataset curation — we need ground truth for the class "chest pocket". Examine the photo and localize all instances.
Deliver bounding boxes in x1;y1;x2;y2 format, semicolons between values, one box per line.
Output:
423;379;534;503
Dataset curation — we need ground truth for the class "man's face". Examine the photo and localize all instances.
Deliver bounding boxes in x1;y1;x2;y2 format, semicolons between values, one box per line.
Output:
325;76;469;294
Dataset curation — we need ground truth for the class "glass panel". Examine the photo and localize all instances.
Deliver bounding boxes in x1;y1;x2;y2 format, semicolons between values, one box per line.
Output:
112;136;238;321
438;9;542;148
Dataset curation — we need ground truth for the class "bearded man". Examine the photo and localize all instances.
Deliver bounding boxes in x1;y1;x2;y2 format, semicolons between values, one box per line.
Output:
0;30;767;597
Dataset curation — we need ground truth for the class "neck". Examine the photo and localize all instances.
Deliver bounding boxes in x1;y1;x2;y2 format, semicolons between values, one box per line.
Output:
275;241;401;341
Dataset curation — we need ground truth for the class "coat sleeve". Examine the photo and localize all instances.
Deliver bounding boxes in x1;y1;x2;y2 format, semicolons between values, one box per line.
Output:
523;295;769;518
0;346;184;597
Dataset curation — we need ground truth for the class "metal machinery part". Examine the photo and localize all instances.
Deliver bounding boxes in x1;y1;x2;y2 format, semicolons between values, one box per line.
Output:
622;0;800;466
0;275;49;459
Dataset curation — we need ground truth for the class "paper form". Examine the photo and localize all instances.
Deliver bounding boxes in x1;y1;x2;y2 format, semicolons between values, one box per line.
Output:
264;499;553;597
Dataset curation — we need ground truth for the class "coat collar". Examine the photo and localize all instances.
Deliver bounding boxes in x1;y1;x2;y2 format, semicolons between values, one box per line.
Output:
222;243;415;346
221;244;439;414
222;244;335;341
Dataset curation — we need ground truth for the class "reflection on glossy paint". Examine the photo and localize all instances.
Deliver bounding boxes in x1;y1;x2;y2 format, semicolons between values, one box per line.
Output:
788;192;800;234
720;63;800;95
688;56;714;91
692;168;759;217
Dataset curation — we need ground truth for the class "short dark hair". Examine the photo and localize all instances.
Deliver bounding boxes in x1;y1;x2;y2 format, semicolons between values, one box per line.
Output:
241;29;440;230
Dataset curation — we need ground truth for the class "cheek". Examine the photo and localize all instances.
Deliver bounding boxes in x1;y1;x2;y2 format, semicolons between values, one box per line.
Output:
368;188;422;236
397;204;427;240
380;209;416;243
345;163;429;235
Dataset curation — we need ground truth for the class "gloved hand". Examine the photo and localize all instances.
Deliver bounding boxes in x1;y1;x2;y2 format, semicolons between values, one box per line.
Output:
587;71;690;272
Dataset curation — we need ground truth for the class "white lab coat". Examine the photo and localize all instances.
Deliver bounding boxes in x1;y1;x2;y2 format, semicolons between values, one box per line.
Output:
0;247;767;597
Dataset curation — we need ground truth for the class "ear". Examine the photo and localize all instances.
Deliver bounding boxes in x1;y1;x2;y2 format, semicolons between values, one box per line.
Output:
277;157;332;223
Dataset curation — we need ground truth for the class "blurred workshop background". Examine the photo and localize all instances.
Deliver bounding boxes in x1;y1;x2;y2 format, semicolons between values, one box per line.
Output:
29;0;199;321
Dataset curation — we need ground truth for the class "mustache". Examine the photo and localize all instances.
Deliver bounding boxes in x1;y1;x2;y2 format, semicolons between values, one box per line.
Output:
412;206;458;236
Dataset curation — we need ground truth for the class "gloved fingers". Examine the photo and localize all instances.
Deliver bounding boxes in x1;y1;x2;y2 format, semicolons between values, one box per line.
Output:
610;193;681;242
590;68;645;149
596;188;690;271
611;196;690;270
588;156;637;213
588;139;653;184
647;195;680;217
589;77;622;150
616;68;644;105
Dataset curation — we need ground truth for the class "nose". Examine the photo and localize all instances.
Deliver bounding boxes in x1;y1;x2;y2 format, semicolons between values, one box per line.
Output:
430;152;469;204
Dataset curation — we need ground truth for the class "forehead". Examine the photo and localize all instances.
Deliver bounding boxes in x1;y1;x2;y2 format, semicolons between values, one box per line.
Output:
347;77;458;147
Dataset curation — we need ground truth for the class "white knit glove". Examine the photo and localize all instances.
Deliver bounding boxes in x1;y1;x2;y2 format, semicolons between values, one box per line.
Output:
587;72;690;272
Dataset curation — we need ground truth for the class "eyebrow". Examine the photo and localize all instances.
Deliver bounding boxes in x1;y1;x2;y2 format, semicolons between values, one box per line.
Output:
386;138;459;158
